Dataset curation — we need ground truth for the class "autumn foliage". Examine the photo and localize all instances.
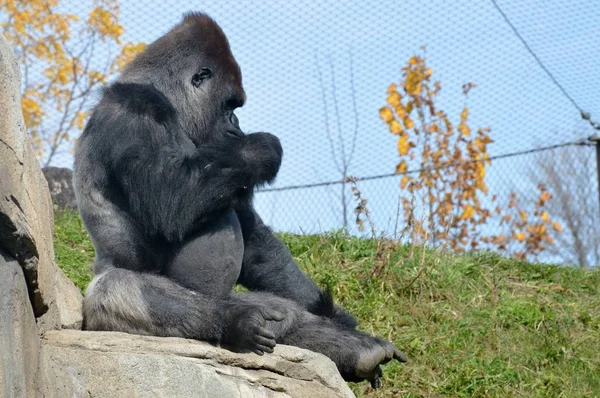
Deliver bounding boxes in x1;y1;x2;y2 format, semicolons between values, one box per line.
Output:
380;53;561;261
1;0;145;165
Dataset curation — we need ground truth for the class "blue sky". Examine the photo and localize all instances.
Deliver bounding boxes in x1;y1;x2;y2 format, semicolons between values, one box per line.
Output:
52;0;600;237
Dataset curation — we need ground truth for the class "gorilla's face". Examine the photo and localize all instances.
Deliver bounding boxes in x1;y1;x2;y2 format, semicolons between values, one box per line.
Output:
119;13;246;146
182;55;246;145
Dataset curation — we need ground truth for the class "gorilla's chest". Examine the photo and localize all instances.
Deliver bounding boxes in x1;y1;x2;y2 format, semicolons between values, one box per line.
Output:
166;210;244;297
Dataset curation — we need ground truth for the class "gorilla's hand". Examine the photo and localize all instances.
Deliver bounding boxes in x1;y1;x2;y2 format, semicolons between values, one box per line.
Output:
241;132;283;184
222;303;284;355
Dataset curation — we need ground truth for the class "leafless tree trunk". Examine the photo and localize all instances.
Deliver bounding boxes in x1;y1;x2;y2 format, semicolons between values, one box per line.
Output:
527;145;599;267
315;54;360;230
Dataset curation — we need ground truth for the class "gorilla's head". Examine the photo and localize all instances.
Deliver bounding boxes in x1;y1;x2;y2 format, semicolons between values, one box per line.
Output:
118;13;245;144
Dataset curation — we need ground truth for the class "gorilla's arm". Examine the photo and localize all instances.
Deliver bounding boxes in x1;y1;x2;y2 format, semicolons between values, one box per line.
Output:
100;83;282;243
236;207;358;329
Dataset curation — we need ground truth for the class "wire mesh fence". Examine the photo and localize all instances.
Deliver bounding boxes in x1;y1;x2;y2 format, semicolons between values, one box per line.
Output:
3;0;599;266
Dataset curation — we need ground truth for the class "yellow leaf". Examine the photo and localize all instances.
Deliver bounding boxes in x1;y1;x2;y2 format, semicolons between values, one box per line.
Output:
458;123;471;136
379;107;394;123
400;176;410;189
476;164;486;181
538;225;547;235
395;104;406;119
395;160;408;174
460;205;475;220
540;192;552;201
514;232;526;242
397;135;410;156
389;120;403;134
403;116;414;129
519;210;528;223
75;111;86;130
553;221;563;232
387;91;402;108
493;235;505;244
478;181;488;194
460;107;469;122
541;211;550;224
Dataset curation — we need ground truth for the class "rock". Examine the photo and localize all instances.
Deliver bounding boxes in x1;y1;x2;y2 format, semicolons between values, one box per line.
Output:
42;167;77;210
0;33;83;333
0;249;39;398
39;330;356;398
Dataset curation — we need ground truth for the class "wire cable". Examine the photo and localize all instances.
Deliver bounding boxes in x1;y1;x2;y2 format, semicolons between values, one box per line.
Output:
258;139;590;193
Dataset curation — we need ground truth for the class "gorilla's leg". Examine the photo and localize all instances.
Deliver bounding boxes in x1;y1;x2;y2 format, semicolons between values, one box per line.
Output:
164;210;244;297
236;208;358;329
233;292;407;383
84;265;283;355
84;264;221;338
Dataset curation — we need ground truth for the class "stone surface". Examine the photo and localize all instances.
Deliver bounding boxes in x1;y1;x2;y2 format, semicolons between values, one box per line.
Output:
0;249;39;398
42;167;77;210
39;330;356;398
0;32;83;333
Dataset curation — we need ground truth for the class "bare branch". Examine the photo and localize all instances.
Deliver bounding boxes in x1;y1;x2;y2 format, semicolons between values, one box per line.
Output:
328;56;347;174
346;51;360;169
315;54;342;174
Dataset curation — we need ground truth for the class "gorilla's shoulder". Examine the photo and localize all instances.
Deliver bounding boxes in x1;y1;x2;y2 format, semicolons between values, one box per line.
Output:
103;83;176;124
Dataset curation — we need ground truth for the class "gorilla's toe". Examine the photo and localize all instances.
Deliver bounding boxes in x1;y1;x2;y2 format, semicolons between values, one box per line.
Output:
355;345;386;379
378;339;408;363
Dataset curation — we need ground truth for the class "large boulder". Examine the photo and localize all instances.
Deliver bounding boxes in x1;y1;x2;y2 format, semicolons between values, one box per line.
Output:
0;33;83;334
42;167;77;210
1;30;83;398
39;331;355;398
0;250;39;398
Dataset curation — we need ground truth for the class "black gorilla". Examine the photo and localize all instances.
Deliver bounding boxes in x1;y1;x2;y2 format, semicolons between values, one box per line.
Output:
73;12;405;386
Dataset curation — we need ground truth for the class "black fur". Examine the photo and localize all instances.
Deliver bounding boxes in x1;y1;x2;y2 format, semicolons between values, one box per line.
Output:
74;12;405;386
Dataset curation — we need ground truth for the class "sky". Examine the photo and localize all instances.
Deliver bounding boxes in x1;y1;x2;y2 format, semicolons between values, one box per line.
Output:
47;0;600;242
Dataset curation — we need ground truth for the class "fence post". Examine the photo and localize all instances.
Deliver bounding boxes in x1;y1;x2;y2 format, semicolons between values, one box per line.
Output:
590;134;600;213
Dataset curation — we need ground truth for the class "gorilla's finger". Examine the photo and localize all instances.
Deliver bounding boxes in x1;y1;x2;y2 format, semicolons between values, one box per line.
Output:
263;310;284;322
256;327;276;341
254;334;277;349
255;344;275;354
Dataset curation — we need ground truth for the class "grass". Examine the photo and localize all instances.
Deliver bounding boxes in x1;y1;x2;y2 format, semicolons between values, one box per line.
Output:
54;210;600;397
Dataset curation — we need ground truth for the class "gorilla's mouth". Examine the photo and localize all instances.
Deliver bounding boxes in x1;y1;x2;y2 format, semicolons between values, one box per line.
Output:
226;128;244;138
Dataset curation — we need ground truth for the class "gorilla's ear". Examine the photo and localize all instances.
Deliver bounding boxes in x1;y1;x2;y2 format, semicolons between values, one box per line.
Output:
192;68;212;88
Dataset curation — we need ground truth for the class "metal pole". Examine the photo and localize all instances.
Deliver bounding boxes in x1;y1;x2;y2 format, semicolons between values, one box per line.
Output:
590;135;600;213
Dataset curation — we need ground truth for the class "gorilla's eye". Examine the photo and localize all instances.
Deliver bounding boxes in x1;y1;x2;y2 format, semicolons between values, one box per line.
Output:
191;68;212;88
229;112;240;129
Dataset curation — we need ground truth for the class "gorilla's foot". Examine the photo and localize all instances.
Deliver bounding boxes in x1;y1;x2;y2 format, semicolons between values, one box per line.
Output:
354;338;407;388
355;344;386;379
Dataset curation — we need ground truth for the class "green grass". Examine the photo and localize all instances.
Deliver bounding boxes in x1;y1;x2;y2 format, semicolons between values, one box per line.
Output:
54;210;600;397
53;210;95;293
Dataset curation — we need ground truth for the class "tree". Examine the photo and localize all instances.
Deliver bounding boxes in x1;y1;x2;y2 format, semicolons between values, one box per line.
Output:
525;146;599;267
379;52;560;261
1;0;145;166
315;54;359;230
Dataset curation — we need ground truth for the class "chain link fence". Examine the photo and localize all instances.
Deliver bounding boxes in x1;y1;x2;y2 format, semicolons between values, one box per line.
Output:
9;0;600;265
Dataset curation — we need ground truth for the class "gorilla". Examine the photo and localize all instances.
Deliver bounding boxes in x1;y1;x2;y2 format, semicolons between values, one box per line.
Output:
73;12;406;387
